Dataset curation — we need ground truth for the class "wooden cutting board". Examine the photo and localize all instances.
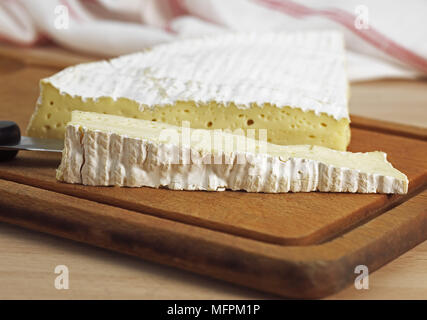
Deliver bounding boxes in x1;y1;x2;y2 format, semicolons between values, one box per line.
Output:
0;51;426;298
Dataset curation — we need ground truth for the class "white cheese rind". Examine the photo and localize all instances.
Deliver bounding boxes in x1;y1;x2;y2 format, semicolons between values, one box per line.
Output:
45;31;349;120
57;125;408;194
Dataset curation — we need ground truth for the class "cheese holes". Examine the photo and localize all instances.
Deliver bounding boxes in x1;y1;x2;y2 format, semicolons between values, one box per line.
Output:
247;119;254;126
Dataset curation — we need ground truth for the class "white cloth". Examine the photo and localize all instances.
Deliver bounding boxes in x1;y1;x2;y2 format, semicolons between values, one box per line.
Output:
0;0;426;82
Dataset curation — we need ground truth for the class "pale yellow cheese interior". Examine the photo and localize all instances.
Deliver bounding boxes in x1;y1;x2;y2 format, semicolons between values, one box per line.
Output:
67;111;404;181
27;82;351;150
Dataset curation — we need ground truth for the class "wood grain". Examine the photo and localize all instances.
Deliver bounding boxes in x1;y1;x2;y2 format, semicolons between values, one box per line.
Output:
0;126;425;247
350;115;427;141
0;221;275;300
0;60;426;246
350;80;427;129
0;179;425;298
0;47;426;299
1;220;425;299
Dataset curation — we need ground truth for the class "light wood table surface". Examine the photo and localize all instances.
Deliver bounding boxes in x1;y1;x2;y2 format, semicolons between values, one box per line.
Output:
0;45;426;300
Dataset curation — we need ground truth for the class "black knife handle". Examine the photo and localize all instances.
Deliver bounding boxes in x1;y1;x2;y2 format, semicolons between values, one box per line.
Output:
0;121;21;161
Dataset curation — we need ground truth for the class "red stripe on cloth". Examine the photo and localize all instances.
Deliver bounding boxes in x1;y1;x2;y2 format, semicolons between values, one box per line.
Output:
172;0;219;25
0;33;51;47
164;21;176;34
163;0;190;34
60;0;84;21
168;0;188;17
258;0;427;74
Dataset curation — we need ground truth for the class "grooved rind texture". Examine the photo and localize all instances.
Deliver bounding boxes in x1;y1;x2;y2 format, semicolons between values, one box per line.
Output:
46;31;349;120
56;125;408;194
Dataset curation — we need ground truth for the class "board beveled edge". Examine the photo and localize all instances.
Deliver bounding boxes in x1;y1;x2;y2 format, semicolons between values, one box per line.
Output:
0;115;425;247
350;115;427;141
0;178;425;299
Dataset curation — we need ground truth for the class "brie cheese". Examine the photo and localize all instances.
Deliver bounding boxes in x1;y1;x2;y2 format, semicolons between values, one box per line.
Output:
56;111;408;194
28;31;350;150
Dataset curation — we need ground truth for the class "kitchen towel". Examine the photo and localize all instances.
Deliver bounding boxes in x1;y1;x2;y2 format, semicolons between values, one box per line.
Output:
1;0;426;81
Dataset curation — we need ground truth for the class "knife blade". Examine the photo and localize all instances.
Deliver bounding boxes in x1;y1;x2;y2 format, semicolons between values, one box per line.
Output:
0;120;63;161
0;136;63;153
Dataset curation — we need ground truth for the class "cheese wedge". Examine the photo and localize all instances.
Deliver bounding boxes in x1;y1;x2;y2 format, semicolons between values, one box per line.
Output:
28;31;350;150
57;111;408;194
